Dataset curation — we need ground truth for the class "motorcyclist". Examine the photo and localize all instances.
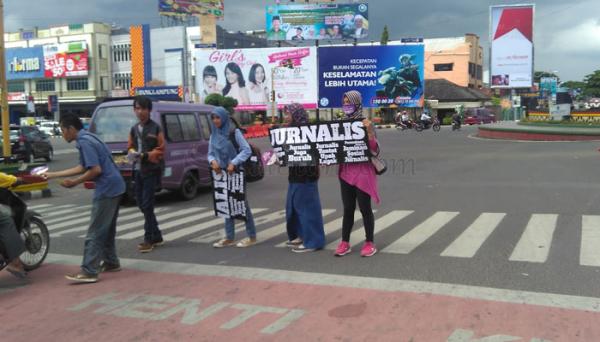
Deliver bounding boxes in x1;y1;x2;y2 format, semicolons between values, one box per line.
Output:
452;112;462;126
0;172;27;278
420;110;432;127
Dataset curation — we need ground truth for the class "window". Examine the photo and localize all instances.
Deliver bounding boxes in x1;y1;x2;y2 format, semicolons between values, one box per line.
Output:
434;63;453;72
100;76;109;91
199;114;211;140
113;73;132;90
98;44;108;59
112;43;131;63
163;114;184;142
36;79;55;92
476;65;483;81
7;81;25;93
179;114;202;141
67;78;89;91
92;106;137;143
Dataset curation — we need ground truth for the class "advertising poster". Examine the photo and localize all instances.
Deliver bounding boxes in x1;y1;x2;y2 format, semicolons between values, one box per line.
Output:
490;5;534;88
265;3;369;41
159;0;224;19
212;170;246;221
318;45;425;108
43;41;89;78
6;46;45;80
195;47;318;110
269;120;369;167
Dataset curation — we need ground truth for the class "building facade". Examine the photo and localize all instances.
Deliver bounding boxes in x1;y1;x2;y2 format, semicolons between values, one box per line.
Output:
5;23;112;118
424;34;484;89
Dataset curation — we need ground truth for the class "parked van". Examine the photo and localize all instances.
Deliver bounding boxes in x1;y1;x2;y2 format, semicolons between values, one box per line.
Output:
89;99;217;201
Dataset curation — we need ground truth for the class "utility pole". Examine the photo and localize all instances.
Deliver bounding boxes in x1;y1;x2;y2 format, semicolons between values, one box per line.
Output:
0;0;10;160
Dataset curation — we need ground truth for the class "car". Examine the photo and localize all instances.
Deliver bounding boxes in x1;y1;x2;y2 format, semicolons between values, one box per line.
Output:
0;125;54;163
463;108;497;125
38;121;61;136
89;100;256;202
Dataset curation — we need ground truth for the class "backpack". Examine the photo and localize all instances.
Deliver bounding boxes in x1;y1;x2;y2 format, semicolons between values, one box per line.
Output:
229;129;264;182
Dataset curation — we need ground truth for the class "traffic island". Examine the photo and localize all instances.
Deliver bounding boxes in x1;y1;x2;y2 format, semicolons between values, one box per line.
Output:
477;122;600;141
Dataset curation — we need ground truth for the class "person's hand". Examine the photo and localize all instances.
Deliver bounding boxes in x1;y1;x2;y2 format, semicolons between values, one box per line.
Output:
227;163;236;174
211;160;221;174
60;179;78;188
362;119;374;137
127;150;141;163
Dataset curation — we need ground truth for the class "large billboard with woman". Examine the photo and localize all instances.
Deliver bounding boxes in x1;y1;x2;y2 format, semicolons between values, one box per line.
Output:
194;47;318;110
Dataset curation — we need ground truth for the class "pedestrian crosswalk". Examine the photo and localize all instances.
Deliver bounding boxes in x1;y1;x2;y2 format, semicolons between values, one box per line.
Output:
30;202;600;267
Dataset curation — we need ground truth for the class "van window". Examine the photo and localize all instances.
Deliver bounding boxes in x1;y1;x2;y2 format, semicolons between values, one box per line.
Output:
179;114;201;141
199;114;211;141
163;114;184;142
92;106;137;143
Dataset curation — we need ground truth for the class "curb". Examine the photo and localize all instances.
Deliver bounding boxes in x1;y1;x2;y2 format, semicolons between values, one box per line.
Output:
16;189;52;200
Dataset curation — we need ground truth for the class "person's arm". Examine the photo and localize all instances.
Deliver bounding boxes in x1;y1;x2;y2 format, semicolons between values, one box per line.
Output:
61;166;102;188
240;88;250;105
207;138;221;173
45;165;86;179
53;139;101;188
127;126;135;152
229;129;252;172
0;172;18;188
145;130;165;164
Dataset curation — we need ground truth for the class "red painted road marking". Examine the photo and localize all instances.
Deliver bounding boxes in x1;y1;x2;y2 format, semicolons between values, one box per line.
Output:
1;256;599;341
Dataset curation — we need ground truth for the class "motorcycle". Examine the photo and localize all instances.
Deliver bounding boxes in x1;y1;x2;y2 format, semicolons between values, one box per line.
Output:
415;118;441;132
396;119;415;131
0;186;50;273
452;120;461;131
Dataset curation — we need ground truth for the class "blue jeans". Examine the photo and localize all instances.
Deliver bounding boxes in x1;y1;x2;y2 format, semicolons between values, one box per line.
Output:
81;195;121;275
135;171;162;243
286;182;325;249
224;201;256;240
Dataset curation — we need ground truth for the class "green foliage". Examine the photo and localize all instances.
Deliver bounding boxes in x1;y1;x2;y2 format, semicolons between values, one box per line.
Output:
583;70;600;98
203;94;239;114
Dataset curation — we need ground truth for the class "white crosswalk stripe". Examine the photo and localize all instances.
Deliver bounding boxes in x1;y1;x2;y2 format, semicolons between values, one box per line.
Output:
29;204;52;210
441;213;506;258
509;214;558;263
382;211;460;254
188;209;270;243
114;207;208;239
581;216;600;267
41;204;600;267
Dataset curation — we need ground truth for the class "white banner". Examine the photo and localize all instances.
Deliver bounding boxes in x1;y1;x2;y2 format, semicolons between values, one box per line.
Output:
194;47;318;110
212;170;246;220
490;5;534;89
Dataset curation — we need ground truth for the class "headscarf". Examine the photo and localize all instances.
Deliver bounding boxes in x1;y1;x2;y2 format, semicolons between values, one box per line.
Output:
209;107;238;167
343;90;364;119
284;103;308;125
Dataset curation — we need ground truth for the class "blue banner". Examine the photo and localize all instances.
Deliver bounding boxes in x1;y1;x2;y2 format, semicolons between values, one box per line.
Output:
6;46;45;80
318;45;425;108
135;86;182;101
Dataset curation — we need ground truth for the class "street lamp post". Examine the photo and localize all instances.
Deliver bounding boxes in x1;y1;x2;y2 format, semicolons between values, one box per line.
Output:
0;0;10;160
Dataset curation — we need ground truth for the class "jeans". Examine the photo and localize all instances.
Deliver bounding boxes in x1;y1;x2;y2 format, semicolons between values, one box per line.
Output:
135;171;162;243
286;182;325;249
0;204;26;262
81;195;121;275
224;201;256;240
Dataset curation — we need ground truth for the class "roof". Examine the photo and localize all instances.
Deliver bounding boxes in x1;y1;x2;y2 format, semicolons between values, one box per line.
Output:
425;79;491;102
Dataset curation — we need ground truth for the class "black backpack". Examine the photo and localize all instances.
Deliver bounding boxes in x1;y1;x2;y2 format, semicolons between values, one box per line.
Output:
229;129;264;182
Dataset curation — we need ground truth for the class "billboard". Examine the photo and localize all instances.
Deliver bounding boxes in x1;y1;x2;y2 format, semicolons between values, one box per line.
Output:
159;0;224;19
194;47;318;110
6;46;45;80
318;45;425;108
490;4;534;88
265;3;369;41
43;41;89;78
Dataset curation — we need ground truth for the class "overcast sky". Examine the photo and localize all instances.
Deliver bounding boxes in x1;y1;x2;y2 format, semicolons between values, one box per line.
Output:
5;0;600;81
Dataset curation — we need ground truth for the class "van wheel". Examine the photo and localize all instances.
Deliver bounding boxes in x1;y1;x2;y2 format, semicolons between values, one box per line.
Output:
179;172;198;200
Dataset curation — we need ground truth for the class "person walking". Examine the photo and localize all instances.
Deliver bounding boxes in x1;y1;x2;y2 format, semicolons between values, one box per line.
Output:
44;114;125;283
127;96;166;253
334;90;381;257
282;103;325;253
208;107;258;248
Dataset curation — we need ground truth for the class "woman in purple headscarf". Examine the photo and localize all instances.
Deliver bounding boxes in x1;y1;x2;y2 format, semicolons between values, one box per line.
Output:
282;103;325;253
334;90;380;257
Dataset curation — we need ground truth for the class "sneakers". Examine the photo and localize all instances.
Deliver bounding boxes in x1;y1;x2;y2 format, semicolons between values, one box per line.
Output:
292;244;316;253
138;242;154;253
212;239;236;248
285;238;303;247
100;263;122;273
334;241;352;257
360;242;377;257
236;237;257;248
65;273;98;283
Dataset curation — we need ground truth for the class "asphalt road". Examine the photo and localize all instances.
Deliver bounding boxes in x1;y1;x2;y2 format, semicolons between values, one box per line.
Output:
28;124;600;298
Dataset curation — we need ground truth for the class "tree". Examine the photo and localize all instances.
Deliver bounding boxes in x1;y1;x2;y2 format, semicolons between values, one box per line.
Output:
583;70;600;98
380;25;389;45
204;93;238;114
534;71;558;84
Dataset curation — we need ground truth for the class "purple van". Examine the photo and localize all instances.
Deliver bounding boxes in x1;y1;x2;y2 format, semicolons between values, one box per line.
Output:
89;99;215;201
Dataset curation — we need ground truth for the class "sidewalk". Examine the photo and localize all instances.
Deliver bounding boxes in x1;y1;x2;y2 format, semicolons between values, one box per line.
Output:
2;253;600;341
